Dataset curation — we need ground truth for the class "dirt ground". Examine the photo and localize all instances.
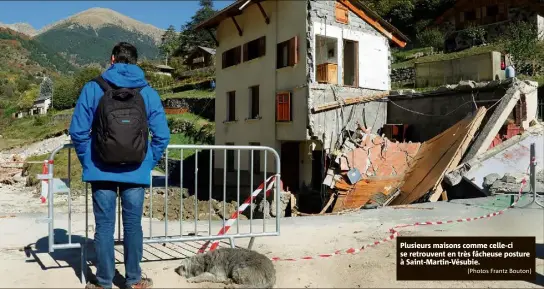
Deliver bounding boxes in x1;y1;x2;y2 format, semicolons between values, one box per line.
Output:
143;188;244;221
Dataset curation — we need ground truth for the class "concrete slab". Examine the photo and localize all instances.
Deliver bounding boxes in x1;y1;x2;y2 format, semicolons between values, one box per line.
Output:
0;195;543;288
464;127;543;190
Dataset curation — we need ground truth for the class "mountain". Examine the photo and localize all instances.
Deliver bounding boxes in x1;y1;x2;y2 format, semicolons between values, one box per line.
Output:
0;22;37;36
0;27;76;75
34;7;164;67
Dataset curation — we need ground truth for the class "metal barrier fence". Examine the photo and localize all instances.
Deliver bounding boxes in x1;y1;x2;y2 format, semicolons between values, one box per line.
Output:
38;143;282;284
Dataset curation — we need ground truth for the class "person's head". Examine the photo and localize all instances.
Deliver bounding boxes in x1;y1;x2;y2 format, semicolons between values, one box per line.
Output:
110;42;138;65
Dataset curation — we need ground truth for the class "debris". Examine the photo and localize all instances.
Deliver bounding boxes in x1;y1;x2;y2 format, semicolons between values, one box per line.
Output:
501;173;527;184
346;168;362;184
332;175;402;212
483;173;500;188
391;107;487;205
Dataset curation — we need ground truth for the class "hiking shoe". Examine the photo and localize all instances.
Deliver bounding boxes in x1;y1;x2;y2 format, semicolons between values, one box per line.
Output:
127;277;153;289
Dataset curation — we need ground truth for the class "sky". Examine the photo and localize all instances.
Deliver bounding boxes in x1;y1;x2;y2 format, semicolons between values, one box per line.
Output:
0;1;234;30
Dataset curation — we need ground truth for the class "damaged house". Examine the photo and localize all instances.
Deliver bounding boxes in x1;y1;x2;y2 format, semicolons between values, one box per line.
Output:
195;0;409;196
329;78;541;212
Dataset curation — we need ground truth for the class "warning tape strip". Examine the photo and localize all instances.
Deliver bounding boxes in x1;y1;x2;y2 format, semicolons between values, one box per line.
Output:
198;175;279;253
269;158;535;262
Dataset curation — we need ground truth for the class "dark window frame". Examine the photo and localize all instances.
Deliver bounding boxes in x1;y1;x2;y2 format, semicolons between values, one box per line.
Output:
225;142;235;172
249;142;261;174
249;85;260;119
227;91;236;122
243;36;266;62
277;36;299;69
222;46;242;69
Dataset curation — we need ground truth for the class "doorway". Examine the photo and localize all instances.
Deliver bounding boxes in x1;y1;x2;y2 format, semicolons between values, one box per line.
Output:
343;39;358;87
280;142;300;193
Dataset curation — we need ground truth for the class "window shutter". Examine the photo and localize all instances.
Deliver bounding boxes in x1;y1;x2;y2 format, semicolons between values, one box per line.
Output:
276;94;283;121
288;36;298;66
236;46;242;64
285;93;291;121
243;43;249;62
335;2;349;24
259;36;266;56
222;51;227;69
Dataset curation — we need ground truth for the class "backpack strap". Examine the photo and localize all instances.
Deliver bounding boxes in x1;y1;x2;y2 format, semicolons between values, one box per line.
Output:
93;76;114;92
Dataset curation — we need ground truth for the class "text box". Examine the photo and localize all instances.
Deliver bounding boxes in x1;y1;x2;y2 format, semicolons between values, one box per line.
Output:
397;236;535;281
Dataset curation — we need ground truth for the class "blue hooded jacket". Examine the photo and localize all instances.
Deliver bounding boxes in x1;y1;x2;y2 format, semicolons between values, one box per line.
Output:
69;63;170;186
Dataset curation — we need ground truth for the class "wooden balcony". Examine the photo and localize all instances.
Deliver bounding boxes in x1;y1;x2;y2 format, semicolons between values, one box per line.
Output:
317;63;338;85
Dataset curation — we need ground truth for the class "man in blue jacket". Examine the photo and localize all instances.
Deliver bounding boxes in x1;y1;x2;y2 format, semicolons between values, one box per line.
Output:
69;42;170;289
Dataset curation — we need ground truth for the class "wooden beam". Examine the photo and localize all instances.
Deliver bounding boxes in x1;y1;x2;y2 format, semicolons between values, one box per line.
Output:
257;2;270;24
231;16;243;36
338;0;406;48
206;29;219;46
311;92;389;114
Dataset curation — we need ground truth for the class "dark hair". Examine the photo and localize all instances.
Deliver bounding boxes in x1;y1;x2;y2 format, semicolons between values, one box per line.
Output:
111;42;138;64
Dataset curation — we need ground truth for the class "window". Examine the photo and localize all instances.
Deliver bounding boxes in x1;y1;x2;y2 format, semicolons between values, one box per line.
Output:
465;10;476;21
225;142;235;172
277;36;299;69
222;46;241;69
227;91;236;122
487;5;499;17
335;2;349;24
248;86;260;119
276;91;291;122
243;36;266;62
249;142;261;174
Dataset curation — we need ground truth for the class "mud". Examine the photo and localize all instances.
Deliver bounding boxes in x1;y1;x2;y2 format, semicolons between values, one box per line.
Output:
143;188;247;221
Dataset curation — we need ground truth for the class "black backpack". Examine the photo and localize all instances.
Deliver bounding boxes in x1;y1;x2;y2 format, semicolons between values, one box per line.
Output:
91;76;149;166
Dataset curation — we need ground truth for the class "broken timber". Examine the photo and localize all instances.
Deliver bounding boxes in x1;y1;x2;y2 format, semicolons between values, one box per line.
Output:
311;92;389;113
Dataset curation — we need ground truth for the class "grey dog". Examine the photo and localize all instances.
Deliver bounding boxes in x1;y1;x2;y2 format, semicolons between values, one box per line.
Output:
175;247;276;288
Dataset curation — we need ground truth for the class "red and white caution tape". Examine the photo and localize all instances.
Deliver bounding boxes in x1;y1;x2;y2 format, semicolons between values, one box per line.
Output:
269;158;535;262
40;160;49;204
198;175;280;253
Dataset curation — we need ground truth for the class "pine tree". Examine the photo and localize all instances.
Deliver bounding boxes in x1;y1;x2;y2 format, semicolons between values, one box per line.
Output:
176;0;217;57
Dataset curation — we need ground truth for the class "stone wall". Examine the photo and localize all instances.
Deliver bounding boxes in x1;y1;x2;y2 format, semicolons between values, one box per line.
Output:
391;67;415;85
162;98;215;120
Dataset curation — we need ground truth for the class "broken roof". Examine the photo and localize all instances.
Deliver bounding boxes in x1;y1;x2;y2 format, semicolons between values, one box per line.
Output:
194;0;409;47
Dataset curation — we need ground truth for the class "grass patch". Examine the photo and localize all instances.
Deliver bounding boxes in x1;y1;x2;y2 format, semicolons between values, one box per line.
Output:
24;148;85;193
0;109;72;149
392;47;434;63
392;44;502;69
161;89;215;100
166;112;212;127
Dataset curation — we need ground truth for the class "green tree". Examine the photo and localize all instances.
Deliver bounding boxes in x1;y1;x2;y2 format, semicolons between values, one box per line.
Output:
160;25;180;62
176;0;217;57
416;28;444;51
18;85;39;110
502;20;542;75
39;77;53;101
74;67;102;95
52;76;77;110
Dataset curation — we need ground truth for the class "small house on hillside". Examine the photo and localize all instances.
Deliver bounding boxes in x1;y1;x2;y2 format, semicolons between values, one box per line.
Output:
30;92;51;116
195;0;409;193
153;64;175;77
184;46;216;70
434;0;544;52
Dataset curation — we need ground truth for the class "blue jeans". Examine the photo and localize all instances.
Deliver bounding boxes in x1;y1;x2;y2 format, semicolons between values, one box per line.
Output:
91;181;145;288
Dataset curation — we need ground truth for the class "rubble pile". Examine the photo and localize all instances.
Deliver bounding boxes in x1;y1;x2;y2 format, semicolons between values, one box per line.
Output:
144;187;291;221
484;172;544;195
